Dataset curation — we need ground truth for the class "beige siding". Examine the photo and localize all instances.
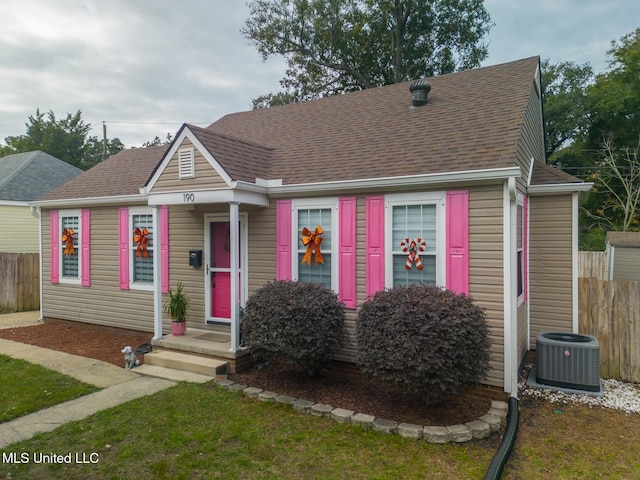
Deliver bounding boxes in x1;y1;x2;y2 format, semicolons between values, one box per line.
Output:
150;139;228;193
529;195;574;347
515;81;546;191
42;206;155;332
0;205;39;253
611;247;640;281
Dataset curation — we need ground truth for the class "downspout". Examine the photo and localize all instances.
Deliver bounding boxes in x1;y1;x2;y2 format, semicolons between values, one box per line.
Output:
229;202;240;353
30;206;44;323
152;205;163;340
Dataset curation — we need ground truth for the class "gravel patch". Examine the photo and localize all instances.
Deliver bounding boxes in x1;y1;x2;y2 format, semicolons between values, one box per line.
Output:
519;364;640;415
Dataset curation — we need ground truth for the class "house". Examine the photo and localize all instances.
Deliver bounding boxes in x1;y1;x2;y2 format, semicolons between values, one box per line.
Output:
605;232;640;281
0;151;82;253
32;57;591;395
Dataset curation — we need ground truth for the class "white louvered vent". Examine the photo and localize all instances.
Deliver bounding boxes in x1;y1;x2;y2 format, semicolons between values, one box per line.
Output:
178;148;195;179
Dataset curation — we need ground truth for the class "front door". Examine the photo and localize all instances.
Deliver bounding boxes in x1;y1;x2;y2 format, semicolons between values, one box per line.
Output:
205;214;246;324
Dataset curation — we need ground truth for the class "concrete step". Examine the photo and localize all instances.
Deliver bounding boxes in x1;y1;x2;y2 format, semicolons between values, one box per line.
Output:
134;364;214;384
144;350;228;376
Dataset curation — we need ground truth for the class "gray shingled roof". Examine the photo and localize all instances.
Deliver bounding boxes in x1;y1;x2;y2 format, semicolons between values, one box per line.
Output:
606;231;640;248
207;57;542;185
39;146;168;202
0;151;82;201
530;160;583;185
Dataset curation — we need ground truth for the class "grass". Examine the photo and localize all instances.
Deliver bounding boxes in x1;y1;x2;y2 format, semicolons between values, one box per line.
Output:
0;354;100;423
1;380;639;479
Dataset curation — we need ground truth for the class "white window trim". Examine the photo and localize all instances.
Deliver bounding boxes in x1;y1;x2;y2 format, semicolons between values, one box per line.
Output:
129;206;155;291
178;147;195;179
59;209;82;285
291;197;339;292
516;193;526;306
384;191;446;289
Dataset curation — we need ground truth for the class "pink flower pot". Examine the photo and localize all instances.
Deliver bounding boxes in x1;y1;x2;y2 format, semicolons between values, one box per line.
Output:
171;321;186;336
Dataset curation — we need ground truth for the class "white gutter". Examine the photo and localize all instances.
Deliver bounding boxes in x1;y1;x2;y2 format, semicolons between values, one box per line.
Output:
503;177;519;397
29;194;148;208
267;167;521;196
528;182;593;195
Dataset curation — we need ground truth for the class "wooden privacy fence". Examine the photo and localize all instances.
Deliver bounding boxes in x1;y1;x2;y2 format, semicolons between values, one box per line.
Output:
578;251;606;279
0;252;39;312
578;277;640;383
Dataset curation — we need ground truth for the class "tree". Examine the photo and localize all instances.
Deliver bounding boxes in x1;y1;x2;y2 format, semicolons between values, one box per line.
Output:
243;0;493;106
0;109;124;170
583;137;640;232
142;133;174;147
541;59;594;160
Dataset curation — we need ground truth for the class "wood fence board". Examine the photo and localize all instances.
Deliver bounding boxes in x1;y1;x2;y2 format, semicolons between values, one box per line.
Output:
0;252;39;312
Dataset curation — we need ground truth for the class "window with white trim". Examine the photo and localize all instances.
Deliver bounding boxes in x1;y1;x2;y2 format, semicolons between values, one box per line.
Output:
60;211;81;283
386;192;445;288
130;208;154;287
517;194;525;304
178;147;195;179
292;198;338;291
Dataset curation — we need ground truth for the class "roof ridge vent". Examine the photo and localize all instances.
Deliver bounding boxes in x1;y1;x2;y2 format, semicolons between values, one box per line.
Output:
410;79;431;107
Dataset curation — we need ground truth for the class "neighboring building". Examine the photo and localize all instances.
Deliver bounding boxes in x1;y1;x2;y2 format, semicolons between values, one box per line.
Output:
0;151;82;253
605;232;640;281
33;57;591;395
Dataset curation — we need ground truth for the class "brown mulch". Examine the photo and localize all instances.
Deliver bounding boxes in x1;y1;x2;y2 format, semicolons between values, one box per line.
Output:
0;321;491;427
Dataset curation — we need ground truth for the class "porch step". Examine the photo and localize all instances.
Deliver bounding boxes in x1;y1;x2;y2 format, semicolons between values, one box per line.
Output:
144;350;228;377
134;364;214;384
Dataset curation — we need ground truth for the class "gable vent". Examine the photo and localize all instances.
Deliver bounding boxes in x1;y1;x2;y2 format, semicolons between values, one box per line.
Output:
178;148;195;179
410;79;431;107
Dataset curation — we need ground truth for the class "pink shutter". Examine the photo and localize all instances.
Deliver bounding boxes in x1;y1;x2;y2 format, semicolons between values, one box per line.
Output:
338;197;357;309
160;205;169;294
523;196;528;303
118;207;130;290
50;210;59;284
276;200;292;280
365;196;385;298
81;209;91;286
446;191;469;295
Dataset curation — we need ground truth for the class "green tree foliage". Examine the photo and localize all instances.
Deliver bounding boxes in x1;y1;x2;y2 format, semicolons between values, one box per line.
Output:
0;110;124;170
243;0;493;107
541;59;594;160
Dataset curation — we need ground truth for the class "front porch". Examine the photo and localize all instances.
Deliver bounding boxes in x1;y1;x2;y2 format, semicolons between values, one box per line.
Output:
149;328;253;374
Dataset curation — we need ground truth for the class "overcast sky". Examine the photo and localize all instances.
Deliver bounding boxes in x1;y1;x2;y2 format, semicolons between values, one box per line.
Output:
1;0;638;148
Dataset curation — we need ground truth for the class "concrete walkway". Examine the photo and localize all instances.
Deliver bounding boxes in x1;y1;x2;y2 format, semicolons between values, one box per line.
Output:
0;312;176;448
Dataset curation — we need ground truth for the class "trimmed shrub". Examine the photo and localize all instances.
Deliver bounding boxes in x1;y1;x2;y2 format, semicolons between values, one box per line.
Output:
356;284;491;403
242;280;346;376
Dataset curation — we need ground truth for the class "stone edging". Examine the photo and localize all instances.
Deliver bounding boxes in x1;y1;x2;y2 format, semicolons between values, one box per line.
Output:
214;378;507;443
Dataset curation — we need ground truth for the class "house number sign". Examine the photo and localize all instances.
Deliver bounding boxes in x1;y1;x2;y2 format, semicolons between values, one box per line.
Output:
183;193;195;203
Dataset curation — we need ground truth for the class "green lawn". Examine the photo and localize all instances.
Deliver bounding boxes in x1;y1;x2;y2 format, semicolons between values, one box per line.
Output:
1;377;639;479
0;354;100;423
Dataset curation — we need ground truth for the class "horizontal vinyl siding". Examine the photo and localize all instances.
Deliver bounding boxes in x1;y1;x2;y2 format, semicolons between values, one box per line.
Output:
515;81;545;192
612;248;640;281
0;206;39;253
42;206;155;333
151;139;228;193
529;195;573;348
468;185;505;388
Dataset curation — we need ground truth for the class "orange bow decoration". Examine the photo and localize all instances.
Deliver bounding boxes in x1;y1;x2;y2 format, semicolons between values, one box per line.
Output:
301;226;324;265
62;228;75;256
134;227;149;258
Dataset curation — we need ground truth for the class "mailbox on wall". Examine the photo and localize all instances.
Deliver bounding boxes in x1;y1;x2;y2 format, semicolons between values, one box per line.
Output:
189;250;202;267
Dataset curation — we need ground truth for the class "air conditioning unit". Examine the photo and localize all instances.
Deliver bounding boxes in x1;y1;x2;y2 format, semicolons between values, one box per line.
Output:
536;332;600;392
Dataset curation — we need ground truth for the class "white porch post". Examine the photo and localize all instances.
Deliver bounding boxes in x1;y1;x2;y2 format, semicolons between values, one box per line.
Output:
229;202;240;352
153;205;163;340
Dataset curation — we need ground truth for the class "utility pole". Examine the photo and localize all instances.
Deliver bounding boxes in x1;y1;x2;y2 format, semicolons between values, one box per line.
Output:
102;121;107;161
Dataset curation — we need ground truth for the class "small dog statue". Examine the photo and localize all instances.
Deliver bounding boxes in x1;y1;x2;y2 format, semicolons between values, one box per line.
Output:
121;346;140;370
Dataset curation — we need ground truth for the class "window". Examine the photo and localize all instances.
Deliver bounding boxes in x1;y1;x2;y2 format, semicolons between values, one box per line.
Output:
517;194;527;304
178;148;195;179
292;198;338;291
60;211;81;283
385;192;445;288
130;208;154;287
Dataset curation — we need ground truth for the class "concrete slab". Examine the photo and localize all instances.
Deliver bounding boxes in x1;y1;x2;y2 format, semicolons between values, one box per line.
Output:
0;310;41;329
0;338;138;388
0;376;175;449
134;364;214;384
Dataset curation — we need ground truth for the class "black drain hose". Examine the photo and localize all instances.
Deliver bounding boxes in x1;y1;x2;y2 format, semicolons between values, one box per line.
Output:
484;396;519;480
